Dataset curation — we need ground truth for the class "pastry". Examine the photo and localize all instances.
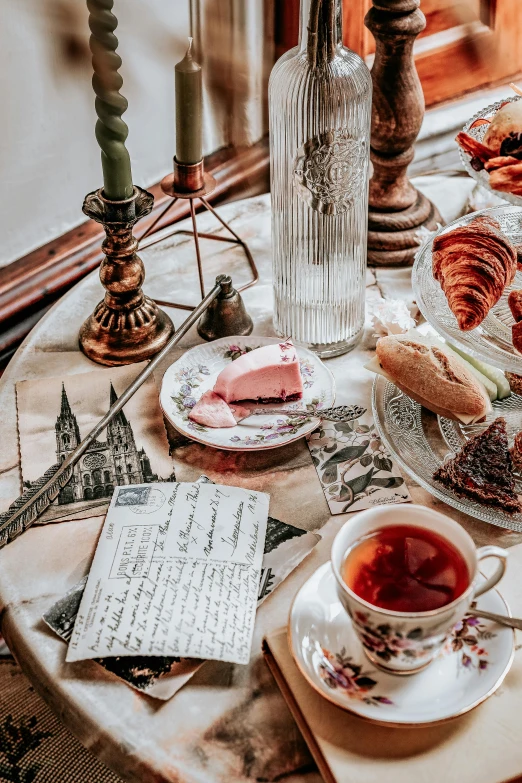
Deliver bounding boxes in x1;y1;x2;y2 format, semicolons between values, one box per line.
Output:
188;342;304;429
432;215;517;330
508;289;522;354
434;417;521;514
506;372;522;394
188;391;249;429
213;341;303;403
369;335;491;424
456;101;522;195
508;289;522;322
511;431;522;473
513;322;522;354
455;131;492;166
483;101;522;157
487;159;522;196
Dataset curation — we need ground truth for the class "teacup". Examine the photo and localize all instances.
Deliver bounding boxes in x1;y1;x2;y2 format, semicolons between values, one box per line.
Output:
331;504;508;675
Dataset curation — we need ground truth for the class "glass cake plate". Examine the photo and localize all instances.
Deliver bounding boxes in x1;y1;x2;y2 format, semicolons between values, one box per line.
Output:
372;374;522;532
459;94;522;207
412;204;522;374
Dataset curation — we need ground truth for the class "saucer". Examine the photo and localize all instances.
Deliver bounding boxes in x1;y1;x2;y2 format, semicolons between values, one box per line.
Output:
160;336;335;451
289;563;515;727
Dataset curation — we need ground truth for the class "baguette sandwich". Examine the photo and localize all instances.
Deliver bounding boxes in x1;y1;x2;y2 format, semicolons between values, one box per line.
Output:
367;335;492;424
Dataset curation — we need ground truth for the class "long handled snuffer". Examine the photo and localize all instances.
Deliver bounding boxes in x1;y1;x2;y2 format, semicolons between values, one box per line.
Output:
0;275;248;549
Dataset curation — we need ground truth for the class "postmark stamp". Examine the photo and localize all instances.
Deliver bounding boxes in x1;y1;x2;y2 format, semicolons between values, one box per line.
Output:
115;486;166;514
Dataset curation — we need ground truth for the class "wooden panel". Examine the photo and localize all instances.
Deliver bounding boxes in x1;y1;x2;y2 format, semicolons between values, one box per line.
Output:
274;0;300;60
344;0;372;56
275;0;374;59
341;0;522;106
344;0;482;55
419;0;482;38
274;0;374;59
415;0;522;105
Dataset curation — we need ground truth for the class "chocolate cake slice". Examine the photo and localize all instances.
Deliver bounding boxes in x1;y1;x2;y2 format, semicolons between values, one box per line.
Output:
511;431;522;473
434;417;521;513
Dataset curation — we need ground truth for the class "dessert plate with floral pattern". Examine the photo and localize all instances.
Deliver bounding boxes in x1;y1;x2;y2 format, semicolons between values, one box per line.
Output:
289;562;514;727
160;336;335;451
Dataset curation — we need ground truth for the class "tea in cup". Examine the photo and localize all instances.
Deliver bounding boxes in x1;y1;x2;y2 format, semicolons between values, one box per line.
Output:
331;505;508;674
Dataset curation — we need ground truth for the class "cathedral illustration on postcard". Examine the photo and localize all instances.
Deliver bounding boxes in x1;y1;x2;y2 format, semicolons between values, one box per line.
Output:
55;382;157;505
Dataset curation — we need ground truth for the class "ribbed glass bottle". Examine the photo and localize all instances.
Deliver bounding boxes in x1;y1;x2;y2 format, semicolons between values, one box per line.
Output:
269;0;372;357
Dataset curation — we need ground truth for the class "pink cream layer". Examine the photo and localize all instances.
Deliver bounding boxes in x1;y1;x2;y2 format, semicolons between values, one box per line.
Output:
213;342;303;403
188;391;250;429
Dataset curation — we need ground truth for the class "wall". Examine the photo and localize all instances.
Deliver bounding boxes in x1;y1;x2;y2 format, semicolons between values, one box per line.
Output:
0;0;272;269
0;0;195;267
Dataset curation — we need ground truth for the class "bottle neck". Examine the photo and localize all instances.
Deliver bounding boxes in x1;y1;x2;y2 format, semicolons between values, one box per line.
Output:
298;0;343;65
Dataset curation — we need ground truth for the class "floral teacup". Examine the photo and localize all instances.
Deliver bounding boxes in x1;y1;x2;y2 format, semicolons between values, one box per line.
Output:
331;504;508;675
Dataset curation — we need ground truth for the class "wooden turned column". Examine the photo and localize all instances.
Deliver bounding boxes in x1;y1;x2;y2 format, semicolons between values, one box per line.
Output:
365;0;442;266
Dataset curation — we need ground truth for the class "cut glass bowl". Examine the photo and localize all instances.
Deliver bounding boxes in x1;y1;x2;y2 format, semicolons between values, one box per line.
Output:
459;94;522;207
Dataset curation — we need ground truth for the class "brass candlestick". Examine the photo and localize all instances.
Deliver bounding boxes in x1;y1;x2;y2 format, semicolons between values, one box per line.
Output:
139;158;258;313
79;186;175;366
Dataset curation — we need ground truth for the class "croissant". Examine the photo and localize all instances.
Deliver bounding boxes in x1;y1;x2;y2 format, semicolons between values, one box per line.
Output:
455;131;493;165
488;160;522;196
508;289;522;322
432;216;517;331
509;290;522;354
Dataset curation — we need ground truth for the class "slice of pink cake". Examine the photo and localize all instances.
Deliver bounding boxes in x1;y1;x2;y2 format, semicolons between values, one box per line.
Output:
213;341;303;403
188;391;250;428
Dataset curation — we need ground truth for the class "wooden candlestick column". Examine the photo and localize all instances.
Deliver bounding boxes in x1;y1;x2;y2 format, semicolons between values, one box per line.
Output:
365;0;442;266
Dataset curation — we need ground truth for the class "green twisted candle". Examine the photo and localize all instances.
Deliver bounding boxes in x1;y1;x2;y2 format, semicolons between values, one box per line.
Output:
87;0;133;200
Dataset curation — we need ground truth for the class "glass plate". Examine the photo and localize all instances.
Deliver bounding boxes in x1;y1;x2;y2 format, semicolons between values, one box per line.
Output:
371;375;522;532
459;95;522;207
412;204;522;373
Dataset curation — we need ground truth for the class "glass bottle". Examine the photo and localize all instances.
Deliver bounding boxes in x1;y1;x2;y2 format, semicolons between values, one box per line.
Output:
269;0;372;357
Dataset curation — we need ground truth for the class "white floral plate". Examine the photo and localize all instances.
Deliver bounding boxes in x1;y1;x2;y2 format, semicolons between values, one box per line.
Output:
159;336;335;450
289;562;514;727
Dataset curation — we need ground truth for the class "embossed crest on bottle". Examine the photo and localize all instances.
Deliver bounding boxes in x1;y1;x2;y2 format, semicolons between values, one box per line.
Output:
293;130;367;215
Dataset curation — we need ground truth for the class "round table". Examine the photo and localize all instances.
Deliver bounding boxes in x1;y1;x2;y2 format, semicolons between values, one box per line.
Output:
1;185;518;783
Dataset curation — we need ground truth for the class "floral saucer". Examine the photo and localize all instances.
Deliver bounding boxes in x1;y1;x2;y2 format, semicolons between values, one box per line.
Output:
289;563;515;727
159;336;335;450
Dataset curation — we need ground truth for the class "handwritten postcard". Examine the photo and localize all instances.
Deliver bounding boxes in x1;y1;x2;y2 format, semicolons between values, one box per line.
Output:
307;411;411;514
66;481;269;665
47;476;318;699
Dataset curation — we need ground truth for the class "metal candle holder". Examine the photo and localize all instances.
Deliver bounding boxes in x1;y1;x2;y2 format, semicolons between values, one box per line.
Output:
79;186;175;366
140;158;258;313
